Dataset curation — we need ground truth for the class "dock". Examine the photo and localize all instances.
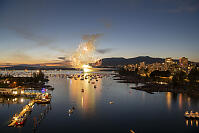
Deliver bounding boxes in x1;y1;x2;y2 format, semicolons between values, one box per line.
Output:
8;93;51;127
8;100;35;127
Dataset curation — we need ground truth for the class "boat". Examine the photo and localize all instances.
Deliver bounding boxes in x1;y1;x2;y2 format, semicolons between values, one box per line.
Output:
36;99;50;104
68;107;75;114
109;101;114;104
68;109;73;114
190;111;196;119
184;111;190;119
15;117;26;126
184;111;199;119
195;112;199;119
15;112;29;126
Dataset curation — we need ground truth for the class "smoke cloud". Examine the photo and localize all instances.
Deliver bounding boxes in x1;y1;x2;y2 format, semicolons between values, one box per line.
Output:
82;33;103;41
70;33;103;68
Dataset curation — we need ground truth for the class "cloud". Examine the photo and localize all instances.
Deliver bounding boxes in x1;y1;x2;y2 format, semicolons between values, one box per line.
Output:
58;57;66;60
96;48;112;54
159;0;199;13
7;26;54;46
82;33;104;41
8;50;37;64
168;4;199;13
5;25;67;54
11;51;32;60
100;18;112;29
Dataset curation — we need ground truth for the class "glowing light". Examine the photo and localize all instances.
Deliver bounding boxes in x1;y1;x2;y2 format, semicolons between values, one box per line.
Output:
186;119;189;126
21;90;24;94
70;35;101;68
83;46;88;51
82;64;92;72
13;91;17;95
178;93;182;110
166;92;172;110
81;96;84;108
20;98;24;103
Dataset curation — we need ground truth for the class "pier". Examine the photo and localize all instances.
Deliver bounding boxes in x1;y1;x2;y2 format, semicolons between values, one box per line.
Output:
8;100;35;127
8;93;51;127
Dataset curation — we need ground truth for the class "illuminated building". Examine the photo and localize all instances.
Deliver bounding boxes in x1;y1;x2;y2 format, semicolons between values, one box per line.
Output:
140;62;146;69
179;57;188;67
165;58;173;65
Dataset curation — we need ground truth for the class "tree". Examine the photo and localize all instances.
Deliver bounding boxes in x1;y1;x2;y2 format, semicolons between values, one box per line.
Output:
172;71;187;86
188;67;199;83
32;70;47;83
150;70;171;78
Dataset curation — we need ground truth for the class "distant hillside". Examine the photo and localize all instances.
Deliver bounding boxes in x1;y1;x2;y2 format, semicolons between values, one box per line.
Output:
100;56;179;67
0;65;75;70
0;56;195;70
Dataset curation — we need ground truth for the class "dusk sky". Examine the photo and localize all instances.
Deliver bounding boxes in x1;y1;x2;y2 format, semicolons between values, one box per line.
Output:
0;0;199;65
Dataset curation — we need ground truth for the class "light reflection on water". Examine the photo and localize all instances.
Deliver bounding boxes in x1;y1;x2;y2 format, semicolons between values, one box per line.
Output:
0;70;199;133
67;76;102;115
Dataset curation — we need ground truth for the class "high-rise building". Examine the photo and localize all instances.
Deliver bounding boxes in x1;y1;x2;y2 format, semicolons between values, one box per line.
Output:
179;57;188;67
140;62;145;69
165;58;173;65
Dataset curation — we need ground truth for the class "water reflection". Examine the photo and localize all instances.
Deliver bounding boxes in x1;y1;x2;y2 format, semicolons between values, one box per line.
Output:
166;92;172;110
178;93;183;110
165;92;195;111
186;119;199;127
187;97;191;107
0;97;26;104
67;74;102;115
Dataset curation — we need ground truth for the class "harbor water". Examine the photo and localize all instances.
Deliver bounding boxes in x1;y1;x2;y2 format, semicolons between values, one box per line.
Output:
0;70;199;133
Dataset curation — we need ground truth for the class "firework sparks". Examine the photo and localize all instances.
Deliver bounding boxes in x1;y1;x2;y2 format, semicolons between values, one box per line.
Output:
70;34;102;70
82;64;92;72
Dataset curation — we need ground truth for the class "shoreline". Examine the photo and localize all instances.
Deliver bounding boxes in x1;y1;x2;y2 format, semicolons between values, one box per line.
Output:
114;74;199;96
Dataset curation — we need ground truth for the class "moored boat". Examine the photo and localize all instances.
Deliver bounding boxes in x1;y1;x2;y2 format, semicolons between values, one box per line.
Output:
68;107;75;114
184;111;190;119
195;112;199;119
190;111;196;119
15;117;25;126
36;99;50;104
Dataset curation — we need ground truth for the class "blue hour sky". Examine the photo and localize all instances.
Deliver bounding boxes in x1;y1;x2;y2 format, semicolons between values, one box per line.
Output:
0;0;199;64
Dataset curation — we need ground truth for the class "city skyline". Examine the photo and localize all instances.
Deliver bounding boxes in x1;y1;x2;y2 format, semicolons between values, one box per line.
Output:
0;0;199;65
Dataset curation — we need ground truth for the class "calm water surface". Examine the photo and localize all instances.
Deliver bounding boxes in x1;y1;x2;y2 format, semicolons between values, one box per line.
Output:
0;71;199;133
